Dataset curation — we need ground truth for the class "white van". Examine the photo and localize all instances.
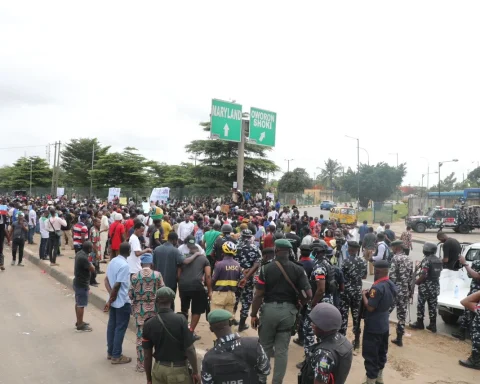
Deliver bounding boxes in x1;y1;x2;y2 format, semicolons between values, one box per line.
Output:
437;242;479;324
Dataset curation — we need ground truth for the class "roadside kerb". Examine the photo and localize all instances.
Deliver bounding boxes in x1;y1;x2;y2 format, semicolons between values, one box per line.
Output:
22;247;138;334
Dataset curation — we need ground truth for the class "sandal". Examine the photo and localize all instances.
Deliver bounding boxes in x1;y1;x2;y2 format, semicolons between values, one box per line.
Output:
111;355;132;365
76;323;93;332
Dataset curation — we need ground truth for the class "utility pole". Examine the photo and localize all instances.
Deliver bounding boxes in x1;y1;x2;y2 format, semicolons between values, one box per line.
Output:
90;143;95;197
346;135;360;208
51;141;57;195
29;158;33;196
55;141;61;194
236;120;247;191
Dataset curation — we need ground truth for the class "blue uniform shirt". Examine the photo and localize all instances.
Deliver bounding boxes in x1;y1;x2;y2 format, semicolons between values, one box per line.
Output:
364;277;397;334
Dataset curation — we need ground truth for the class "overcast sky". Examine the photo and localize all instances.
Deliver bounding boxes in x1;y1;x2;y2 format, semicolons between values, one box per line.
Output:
1;1;479;188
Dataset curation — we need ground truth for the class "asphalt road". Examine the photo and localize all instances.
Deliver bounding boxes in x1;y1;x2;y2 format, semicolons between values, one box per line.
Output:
304;205;463;338
0;263;144;384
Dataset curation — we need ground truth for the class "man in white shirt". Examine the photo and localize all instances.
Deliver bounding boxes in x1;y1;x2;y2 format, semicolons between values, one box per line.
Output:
44;208;67;266
99;209;110;260
269;209;279;222
28;207;37;245
39;210;50;260
177;216;194;244
376;221;385;234
372;233;388;262
127;222;152;274
178;237;205;257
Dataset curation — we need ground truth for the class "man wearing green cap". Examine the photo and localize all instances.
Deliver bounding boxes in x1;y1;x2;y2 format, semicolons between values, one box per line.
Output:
143;286;200;384
251;238;311;384
201;309;270;383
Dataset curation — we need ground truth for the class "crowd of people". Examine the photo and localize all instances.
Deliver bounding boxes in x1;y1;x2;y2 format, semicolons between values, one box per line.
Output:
0;189;479;383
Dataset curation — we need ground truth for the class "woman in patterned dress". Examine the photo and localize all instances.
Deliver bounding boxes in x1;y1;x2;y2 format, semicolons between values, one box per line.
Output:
128;253;164;372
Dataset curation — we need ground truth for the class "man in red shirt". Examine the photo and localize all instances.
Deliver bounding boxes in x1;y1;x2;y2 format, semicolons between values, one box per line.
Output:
73;213;89;255
124;212;136;238
263;224;276;249
109;213;125;258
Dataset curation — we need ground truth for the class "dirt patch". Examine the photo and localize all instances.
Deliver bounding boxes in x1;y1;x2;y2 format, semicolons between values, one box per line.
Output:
388;354;418;379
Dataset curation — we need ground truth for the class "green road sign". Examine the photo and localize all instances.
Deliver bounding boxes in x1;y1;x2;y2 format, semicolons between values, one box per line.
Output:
210;99;242;142
249;107;276;147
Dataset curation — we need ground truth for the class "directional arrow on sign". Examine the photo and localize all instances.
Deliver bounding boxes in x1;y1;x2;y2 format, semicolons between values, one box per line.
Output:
224;124;229;137
259;132;266;142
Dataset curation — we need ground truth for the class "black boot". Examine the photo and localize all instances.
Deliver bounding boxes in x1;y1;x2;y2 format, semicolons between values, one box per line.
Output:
459;352;480;370
426;319;437;333
452;328;466;341
410;319;425;330
391;334;403;347
238;316;249;332
353;334;360;350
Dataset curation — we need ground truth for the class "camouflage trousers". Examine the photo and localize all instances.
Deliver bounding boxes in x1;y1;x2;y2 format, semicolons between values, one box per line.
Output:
472;309;480;354
416;282;440;321
303;296;334;356
460;287;479;330
339;291;362;336
234;277;254;318
390;292;409;335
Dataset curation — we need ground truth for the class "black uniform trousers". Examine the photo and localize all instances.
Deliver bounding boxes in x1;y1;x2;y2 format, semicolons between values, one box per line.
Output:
362;331;389;379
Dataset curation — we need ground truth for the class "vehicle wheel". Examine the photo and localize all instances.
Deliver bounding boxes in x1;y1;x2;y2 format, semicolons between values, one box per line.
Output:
458;224;470;234
453;228;459;233
440;313;459;325
415;223;427;233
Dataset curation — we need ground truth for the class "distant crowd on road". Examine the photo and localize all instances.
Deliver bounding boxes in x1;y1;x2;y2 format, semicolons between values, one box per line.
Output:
0;188;479;383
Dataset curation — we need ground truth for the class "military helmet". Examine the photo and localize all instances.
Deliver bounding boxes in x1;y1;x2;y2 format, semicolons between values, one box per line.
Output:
422;242;437;255
311;240;328;252
222;241;237;255
221;223;233;233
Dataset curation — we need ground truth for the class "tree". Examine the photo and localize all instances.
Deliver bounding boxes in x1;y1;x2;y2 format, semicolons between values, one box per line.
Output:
185;121;279;190
150;162;195;188
0;156;52;189
429;172;457;192
90;147;153;187
340;163;406;207
61;138;110;186
278;168;313;193
467;167;480;186
318;159;342;190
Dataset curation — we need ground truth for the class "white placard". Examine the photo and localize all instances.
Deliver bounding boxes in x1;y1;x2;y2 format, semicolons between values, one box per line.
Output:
233;182;238;188
266;192;274;200
108;187;121;202
149;187;170;204
56;187;65;197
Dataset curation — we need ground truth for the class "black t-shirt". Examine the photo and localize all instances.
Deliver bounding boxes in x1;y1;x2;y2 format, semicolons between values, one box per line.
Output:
443;238;462;270
73;250;91;289
142;309;194;362
285;232;301;255
257;260;310;304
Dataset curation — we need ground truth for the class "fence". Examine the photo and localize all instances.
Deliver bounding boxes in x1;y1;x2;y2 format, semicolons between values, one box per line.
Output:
407;197;480;216
277;190;352;206
373;202;393;223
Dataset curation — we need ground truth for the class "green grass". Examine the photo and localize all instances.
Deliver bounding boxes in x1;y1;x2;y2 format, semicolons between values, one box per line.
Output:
357;204;408;224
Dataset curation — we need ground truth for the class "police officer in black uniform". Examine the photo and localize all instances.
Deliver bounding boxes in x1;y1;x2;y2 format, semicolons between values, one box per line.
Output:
201;309;271;383
299;302;353;384
361;260;397;384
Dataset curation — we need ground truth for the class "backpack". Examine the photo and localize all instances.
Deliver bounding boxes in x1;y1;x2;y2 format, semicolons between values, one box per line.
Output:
426;255;443;280
375;242;392;264
310;259;338;295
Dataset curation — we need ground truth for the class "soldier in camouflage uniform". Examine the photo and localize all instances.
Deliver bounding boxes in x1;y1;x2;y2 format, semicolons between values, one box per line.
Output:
302;240;335;358
452;254;480;341
339;241;367;344
389;240;413;347
459;290;480;369
233;229;262;332
410;242;441;333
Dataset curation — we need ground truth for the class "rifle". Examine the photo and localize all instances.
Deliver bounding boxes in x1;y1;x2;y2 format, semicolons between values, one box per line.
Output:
410;262;421;304
353;298;365;350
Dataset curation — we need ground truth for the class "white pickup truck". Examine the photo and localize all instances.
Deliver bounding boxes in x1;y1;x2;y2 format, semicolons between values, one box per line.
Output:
437;242;480;324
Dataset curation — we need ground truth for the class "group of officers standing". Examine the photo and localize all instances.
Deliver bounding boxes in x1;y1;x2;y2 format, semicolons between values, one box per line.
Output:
141;217;480;384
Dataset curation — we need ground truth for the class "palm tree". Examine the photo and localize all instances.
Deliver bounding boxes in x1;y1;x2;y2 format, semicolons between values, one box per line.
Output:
319;159;342;199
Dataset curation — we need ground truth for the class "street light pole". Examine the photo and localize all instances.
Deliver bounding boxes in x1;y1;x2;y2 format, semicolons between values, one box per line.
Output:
438;159;459;201
345;135;360;207
284;158;294;173
359;147;369;165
